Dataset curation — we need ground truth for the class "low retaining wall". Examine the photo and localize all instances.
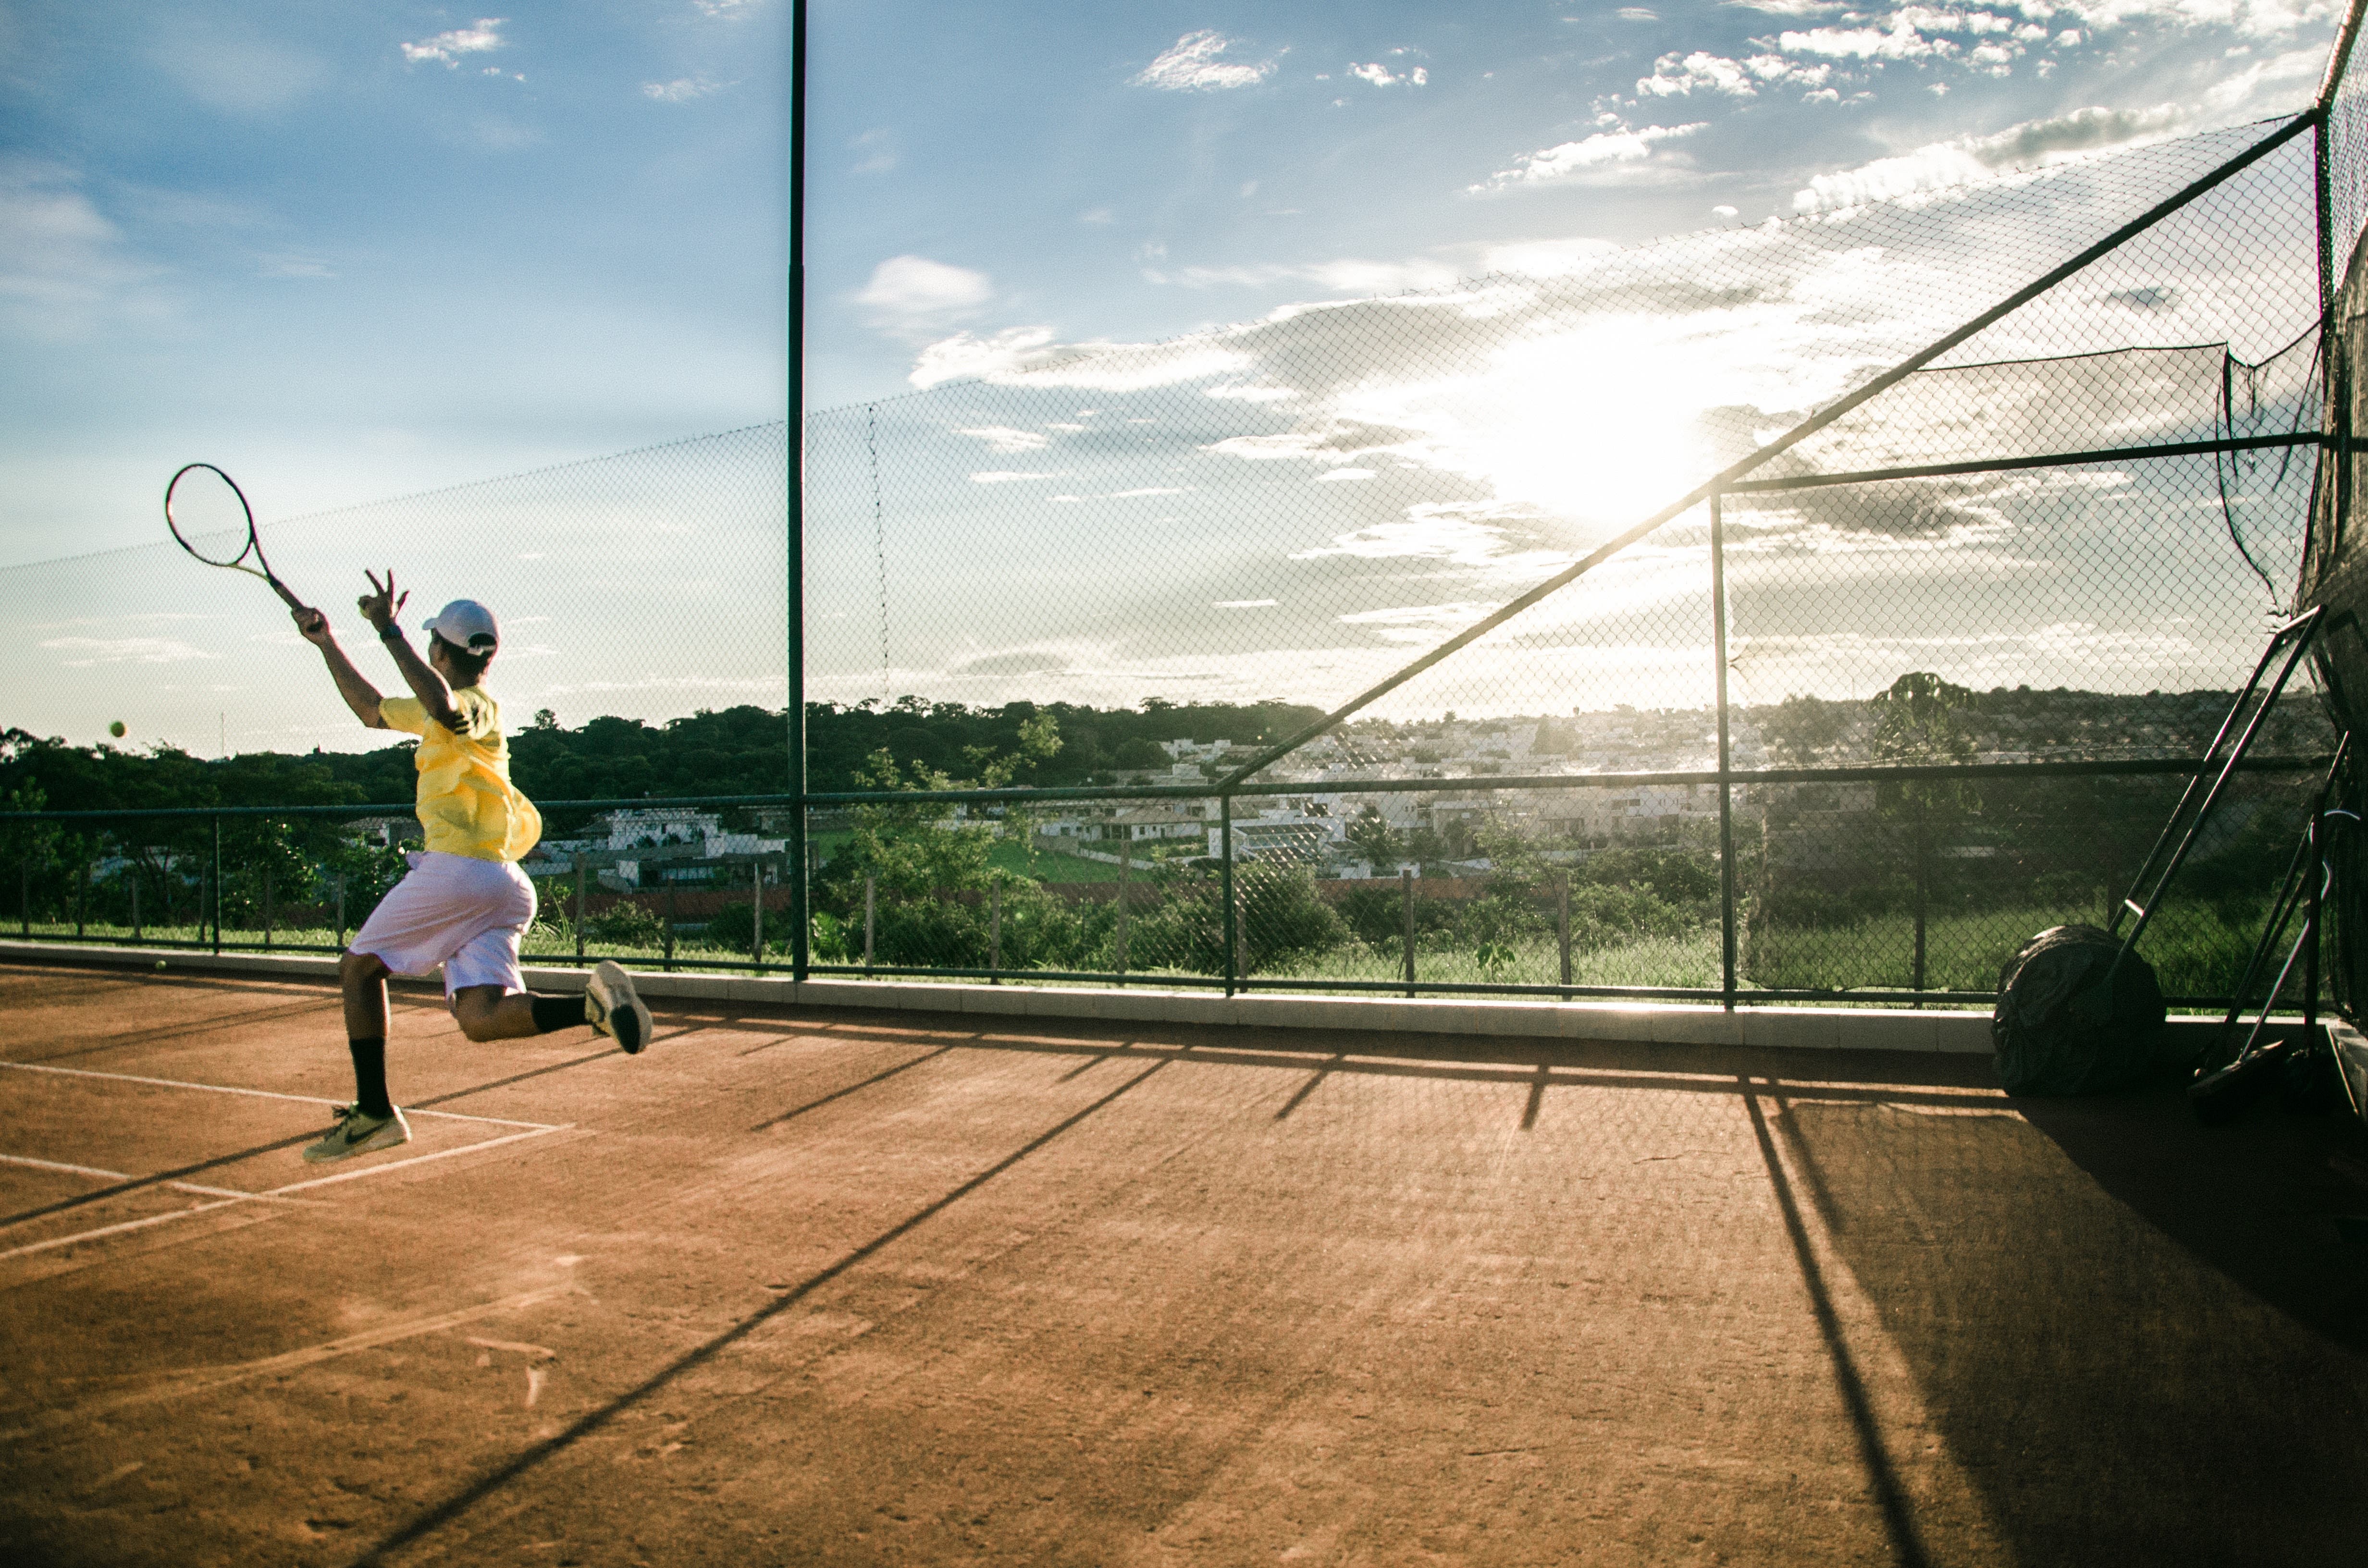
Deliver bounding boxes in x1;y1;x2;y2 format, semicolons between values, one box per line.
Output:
4;936;2282;1060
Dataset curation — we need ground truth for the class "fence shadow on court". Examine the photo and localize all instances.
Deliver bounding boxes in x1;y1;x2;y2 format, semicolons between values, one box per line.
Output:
1775;1082;2368;1566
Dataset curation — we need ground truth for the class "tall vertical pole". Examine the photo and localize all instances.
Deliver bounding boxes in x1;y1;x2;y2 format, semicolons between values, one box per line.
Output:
1401;865;1417;999
2318;112;2336;326
1114;835;1131;982
211;816;222;956
2306;803;2325;1046
1220;796;1236;998
786;0;812;986
1711;493;1737;1011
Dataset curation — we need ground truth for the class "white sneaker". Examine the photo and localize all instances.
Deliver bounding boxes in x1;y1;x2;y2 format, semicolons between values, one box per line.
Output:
302;1103;411;1163
586;960;653;1055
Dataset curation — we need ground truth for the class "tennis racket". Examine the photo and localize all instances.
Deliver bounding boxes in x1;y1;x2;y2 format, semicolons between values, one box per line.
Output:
164;463;305;611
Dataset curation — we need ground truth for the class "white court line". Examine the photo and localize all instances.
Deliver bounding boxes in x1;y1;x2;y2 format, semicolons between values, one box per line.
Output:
0;1282;581;1443
0;1151;293;1204
0;1060;559;1129
0;1198;255;1261
0;1124;573;1262
260;1124;570;1196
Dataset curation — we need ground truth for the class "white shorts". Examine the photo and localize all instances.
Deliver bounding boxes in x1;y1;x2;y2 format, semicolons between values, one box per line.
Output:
351;851;539;997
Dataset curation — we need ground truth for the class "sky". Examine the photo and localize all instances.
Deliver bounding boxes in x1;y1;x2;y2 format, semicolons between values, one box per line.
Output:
0;1;2352;754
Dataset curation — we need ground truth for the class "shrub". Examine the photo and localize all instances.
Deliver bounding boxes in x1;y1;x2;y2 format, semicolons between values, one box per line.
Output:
585;900;665;947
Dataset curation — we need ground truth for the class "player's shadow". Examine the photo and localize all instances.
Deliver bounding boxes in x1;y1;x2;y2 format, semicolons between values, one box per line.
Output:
1772;1076;2368;1567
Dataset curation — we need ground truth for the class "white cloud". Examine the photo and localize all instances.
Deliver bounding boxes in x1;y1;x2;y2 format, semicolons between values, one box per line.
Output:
642;77;719;102
152;35;328;115
1134;30;1275;92
1638;50;1833;98
850;128;895;173
401;18;505;67
957;425;1050;453
1148;257;1462;294
909;326;1067;388
41;636;215;666
1315;468;1377;482
855;255;992;334
1474;123;1706;190
1478;236;1623;276
2047;1;2333;44
2202;42;2328;111
1348;61;1429;87
259;255;334;278
0;161;166;339
1780;19;1955;59
968;471;1065;484
1639;51;1759;97
1792;102;2184;211
1213;599;1279;607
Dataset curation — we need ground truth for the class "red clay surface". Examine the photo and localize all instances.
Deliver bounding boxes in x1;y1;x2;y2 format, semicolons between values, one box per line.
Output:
2;961;2367;1568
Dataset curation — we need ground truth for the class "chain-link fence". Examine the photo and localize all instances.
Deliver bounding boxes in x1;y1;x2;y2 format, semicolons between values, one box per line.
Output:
10;12;2368;1012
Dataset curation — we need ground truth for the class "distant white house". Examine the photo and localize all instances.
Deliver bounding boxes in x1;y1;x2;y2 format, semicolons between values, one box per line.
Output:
1209;808;1346;865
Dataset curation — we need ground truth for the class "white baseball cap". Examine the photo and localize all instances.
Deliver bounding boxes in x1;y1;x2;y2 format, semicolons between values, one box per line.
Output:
421;599;500;654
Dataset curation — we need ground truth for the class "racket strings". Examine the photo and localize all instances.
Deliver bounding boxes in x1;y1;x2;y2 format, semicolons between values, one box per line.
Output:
165;465;263;570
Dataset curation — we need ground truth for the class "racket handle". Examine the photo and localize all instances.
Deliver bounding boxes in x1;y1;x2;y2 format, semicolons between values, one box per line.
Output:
267;576;308;612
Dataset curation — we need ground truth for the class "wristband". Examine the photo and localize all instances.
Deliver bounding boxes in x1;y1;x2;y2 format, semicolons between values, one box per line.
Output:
377;625;404;642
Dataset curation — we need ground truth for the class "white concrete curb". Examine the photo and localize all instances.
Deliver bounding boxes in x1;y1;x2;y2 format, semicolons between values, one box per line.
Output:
0;938;2261;1058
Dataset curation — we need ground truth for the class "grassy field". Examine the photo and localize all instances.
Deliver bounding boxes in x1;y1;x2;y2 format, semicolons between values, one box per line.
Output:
1748;899;2267;999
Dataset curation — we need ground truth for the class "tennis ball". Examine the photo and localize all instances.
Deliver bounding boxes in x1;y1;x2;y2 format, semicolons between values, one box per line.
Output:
154;960;166;971
108;721;126;738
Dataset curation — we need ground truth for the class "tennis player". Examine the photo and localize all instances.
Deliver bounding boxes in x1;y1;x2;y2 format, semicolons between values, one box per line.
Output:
291;570;651;1162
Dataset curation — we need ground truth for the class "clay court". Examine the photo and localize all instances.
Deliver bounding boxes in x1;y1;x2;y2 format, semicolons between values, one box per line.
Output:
2;962;2366;1567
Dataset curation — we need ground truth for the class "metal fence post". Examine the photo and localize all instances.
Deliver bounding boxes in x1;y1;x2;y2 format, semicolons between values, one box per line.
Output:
753;858;766;971
664;877;677;972
1711;489;1738;1012
1114;836;1130;982
1557;872;1572;993
262;863;273;952
19;859;27;938
76;858;86;939
335;872;346;951
988;882;1002;982
1220;795;1236;998
211;816;221;956
574;854;587;964
863;874;876;973
786;0;811;990
131;870;141;946
1402;865;1417;999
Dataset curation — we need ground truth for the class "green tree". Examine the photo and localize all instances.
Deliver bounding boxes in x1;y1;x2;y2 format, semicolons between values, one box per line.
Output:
1868;672;1978;992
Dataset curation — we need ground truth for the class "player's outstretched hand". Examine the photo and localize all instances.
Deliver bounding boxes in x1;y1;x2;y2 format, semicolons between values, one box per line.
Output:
292;604;334;646
359;569;409;636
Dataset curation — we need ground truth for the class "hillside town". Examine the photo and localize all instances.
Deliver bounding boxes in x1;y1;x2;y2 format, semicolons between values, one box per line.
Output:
512;686;2330;889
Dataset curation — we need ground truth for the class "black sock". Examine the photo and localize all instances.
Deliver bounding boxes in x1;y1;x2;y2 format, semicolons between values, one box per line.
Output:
348;1037;393;1118
528;992;584;1034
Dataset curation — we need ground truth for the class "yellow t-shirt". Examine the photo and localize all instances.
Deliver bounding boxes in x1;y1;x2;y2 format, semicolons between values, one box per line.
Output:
380;687;543;863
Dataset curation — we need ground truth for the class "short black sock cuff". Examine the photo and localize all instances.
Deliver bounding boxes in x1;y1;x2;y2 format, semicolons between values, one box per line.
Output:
347;1036;393;1119
528;992;584;1034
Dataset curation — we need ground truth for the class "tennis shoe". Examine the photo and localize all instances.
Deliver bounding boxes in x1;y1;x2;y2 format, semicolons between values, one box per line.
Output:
302;1103;411;1164
586;960;653;1055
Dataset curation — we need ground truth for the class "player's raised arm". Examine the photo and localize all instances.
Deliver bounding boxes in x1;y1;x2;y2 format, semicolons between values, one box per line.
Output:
361;569;464;732
293;601;389;729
